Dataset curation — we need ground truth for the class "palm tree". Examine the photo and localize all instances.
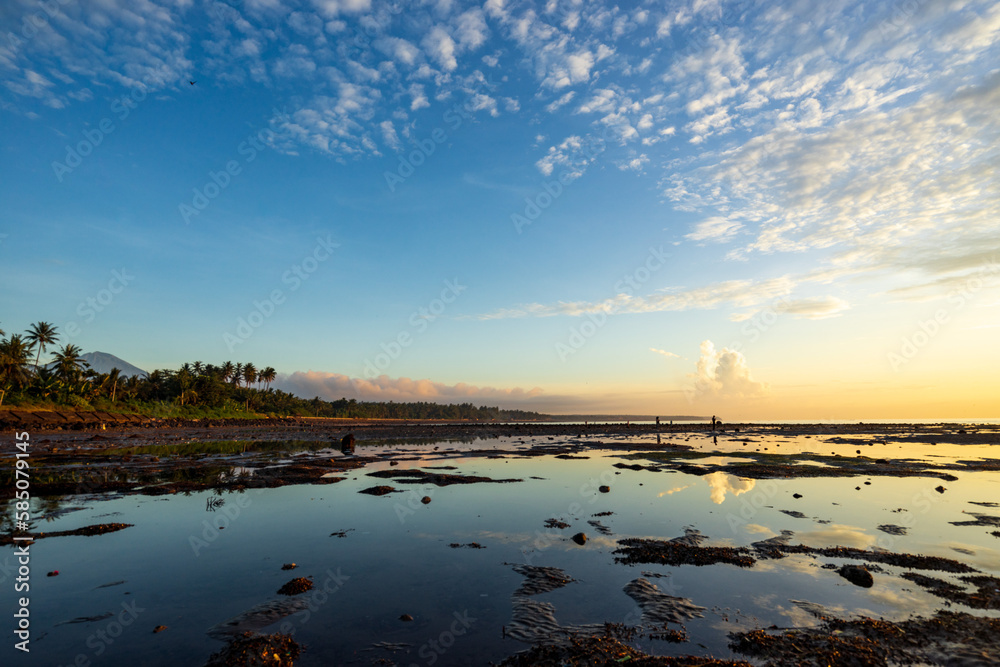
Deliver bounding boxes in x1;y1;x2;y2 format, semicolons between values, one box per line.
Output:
259;366;276;390
25;322;59;372
221;361;235;383
0;334;34;394
51;344;88;384
242;362;257;389
104;368;122;402
232;362;244;386
192;361;204;376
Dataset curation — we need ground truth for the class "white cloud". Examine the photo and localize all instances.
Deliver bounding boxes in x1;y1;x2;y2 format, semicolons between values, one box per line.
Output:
423;26;457;71
545;90;575;112
379;119;401;151
692;340;768;398
376;36;421;67
454;8;489;50
686;216;742;242
650;348;680;359
475;275;798;320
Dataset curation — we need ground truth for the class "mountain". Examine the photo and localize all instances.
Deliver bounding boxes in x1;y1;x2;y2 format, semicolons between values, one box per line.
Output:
81;352;148;378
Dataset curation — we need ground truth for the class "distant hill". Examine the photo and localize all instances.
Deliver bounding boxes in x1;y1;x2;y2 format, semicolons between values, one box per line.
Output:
81;351;148;378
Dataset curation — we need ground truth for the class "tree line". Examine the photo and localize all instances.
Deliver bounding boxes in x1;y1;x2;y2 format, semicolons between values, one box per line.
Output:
0;321;544;420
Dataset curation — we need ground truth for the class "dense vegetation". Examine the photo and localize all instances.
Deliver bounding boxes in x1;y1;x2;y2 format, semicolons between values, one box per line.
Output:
0;321;545;420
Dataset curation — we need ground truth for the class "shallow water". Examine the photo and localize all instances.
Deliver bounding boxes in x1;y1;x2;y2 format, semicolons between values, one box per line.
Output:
5;433;999;666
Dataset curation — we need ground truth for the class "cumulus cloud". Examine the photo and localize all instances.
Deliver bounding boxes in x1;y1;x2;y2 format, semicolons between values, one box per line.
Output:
278;371;544;403
692;340;768;398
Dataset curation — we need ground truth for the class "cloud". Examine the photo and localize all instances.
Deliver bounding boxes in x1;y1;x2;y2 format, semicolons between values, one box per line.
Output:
475;275;797;320
379;119;401;151
422;26;457;71
692;340;768;398
278;371;545;403
686;216;743;242
775;296;850;320
650;348;680;360
454;8;489;50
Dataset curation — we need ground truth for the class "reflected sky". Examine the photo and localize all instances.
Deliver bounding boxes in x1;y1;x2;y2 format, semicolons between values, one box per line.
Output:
3;439;998;666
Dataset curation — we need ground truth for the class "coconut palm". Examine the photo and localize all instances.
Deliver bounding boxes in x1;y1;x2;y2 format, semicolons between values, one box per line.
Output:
221;361;235;383
259;366;276;390
242;362;257;389
25;321;59;372
51;344;88;384
0;334;33;392
232;362;244;386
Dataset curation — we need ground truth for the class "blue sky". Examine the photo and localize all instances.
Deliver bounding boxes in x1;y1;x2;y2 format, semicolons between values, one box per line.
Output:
2;0;998;418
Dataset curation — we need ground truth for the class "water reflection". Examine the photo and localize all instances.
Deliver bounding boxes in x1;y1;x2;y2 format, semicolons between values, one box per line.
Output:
704;471;755;504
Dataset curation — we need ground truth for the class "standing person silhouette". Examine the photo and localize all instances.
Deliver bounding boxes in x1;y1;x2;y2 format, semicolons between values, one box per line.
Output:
711;415;717;431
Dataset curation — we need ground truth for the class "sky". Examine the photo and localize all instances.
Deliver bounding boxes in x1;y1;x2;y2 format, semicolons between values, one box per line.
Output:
1;0;998;420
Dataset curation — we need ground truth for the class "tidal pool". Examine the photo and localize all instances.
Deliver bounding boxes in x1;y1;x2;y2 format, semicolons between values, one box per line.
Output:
5;433;999;665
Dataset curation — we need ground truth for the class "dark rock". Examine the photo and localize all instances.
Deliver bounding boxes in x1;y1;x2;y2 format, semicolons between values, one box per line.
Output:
599;485;610;493
358;485;397;496
792;493;803;499
277;577;314;596
935;485;946;494
399;614;413;622
281;563;297;570
341;433;356;454
421;496;432;504
571;532;587;545
838;564;874;588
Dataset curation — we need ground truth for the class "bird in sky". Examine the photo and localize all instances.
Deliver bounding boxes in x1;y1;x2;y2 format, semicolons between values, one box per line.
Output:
189;80;196;85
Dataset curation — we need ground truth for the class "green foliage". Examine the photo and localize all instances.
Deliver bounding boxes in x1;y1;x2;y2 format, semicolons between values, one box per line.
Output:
1;321;545;420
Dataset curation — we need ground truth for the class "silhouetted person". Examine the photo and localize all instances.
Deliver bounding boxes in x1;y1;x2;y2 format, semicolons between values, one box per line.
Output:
711;415;717;431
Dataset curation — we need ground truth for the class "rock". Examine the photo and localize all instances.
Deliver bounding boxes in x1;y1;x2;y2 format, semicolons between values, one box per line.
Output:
838;565;874;588
792;493;803;499
399;614;413;622
571;532;587;546
599;485;610;493
341;433;355;454
277;577;314;596
421;496;432;504
47;571;59;577
281;563;297;570
153;625;167;633
935;486;946;494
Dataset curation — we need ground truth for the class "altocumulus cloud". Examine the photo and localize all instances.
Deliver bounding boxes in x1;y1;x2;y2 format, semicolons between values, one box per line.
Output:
278;371;544;403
